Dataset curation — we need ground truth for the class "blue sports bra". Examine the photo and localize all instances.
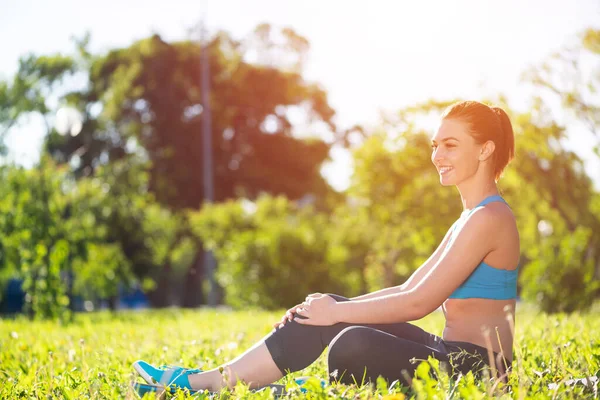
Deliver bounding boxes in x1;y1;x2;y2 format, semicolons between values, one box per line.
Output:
443;195;519;300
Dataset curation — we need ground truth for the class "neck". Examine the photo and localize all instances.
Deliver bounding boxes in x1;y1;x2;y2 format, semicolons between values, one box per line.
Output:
457;176;499;211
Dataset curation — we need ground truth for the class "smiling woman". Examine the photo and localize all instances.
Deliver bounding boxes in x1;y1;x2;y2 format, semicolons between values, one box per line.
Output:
132;100;519;394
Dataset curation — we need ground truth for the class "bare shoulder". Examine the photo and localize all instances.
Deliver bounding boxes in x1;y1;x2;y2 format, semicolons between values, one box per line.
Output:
470;200;515;227
459;201;518;242
467;200;520;255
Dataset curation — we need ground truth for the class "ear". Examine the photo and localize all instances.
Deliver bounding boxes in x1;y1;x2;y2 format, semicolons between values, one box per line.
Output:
479;140;495;161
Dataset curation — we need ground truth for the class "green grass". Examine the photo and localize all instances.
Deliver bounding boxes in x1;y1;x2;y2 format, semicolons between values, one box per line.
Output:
1;303;599;399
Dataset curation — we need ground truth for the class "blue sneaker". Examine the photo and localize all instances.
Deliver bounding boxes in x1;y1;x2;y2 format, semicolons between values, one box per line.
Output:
132;360;201;390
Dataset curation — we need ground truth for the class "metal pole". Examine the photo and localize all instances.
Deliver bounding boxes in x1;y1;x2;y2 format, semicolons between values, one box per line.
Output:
200;8;218;306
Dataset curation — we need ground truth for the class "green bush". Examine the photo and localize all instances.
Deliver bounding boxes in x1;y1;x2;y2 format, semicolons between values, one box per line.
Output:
520;226;600;313
190;195;365;309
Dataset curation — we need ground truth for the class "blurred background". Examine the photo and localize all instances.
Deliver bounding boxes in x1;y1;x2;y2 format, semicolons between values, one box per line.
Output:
0;0;599;321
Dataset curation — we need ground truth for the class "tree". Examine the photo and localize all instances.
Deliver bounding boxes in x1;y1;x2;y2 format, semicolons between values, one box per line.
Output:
38;27;341;306
46;27;338;209
523;28;600;156
501;103;600;312
0;53;76;157
1;25;342;308
522;28;600;308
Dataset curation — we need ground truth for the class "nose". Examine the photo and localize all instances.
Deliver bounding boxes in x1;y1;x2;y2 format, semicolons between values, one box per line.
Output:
432;147;444;165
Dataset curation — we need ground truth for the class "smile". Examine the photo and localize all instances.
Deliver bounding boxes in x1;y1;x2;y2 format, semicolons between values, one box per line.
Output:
439;166;454;175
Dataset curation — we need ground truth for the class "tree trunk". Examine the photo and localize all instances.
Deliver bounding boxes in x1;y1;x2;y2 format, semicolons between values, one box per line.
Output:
107;295;118;311
182;249;205;308
147;262;172;308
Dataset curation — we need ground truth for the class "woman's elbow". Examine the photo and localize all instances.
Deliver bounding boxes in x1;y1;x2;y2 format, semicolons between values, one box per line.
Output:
409;290;441;320
404;291;432;320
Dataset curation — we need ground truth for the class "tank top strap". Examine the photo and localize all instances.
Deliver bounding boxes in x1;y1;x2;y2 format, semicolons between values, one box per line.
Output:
451;195;510;234
476;194;507;208
461;195;509;218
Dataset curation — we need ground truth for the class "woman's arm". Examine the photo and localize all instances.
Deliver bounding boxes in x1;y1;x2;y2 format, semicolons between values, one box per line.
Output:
349;223;456;301
331;211;497;325
295;211;498;326
350;286;402;301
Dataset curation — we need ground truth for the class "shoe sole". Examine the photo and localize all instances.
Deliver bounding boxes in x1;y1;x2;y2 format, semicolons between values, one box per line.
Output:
131;382;287;398
133;361;155;385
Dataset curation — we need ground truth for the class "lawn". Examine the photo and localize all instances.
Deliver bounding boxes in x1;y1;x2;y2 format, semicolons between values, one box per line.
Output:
1;303;599;399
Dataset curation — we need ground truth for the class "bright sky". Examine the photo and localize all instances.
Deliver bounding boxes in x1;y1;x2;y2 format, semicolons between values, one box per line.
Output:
2;0;600;190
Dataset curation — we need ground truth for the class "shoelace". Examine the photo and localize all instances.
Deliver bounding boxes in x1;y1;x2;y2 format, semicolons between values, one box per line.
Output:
158;365;202;374
156;365;201;386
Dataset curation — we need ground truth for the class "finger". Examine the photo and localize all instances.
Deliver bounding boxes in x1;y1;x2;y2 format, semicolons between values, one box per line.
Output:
294;317;315;325
296;307;308;316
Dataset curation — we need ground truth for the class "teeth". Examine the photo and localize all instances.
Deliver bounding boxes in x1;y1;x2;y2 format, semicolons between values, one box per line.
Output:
440;167;453;174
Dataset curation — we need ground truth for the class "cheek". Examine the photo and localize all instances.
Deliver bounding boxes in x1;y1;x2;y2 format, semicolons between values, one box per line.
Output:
444;148;460;164
460;152;481;174
450;149;477;175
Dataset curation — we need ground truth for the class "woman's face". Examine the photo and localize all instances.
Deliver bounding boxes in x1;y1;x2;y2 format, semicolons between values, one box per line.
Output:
431;118;482;186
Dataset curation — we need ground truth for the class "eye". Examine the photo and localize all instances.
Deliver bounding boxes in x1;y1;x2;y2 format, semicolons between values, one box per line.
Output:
430;144;437;149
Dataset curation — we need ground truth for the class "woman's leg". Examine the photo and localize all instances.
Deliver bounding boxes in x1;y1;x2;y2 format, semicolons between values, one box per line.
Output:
187;294;359;391
327;326;452;386
263;294;443;376
327;327;508;387
188;294;443;391
187;337;283;391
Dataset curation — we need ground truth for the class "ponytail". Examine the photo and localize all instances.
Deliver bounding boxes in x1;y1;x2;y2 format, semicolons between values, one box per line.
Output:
490;107;515;181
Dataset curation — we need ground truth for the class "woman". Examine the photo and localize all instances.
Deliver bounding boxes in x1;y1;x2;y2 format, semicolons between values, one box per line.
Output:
133;100;519;393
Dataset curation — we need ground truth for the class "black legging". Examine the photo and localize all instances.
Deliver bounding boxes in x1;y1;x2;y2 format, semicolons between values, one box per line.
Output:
264;294;511;386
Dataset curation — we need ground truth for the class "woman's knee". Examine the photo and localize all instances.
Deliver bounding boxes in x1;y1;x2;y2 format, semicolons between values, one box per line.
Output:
327;326;384;384
327;326;373;366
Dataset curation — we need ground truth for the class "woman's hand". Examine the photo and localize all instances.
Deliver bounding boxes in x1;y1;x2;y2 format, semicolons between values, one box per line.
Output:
272;293;326;329
273;303;302;328
294;293;338;326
